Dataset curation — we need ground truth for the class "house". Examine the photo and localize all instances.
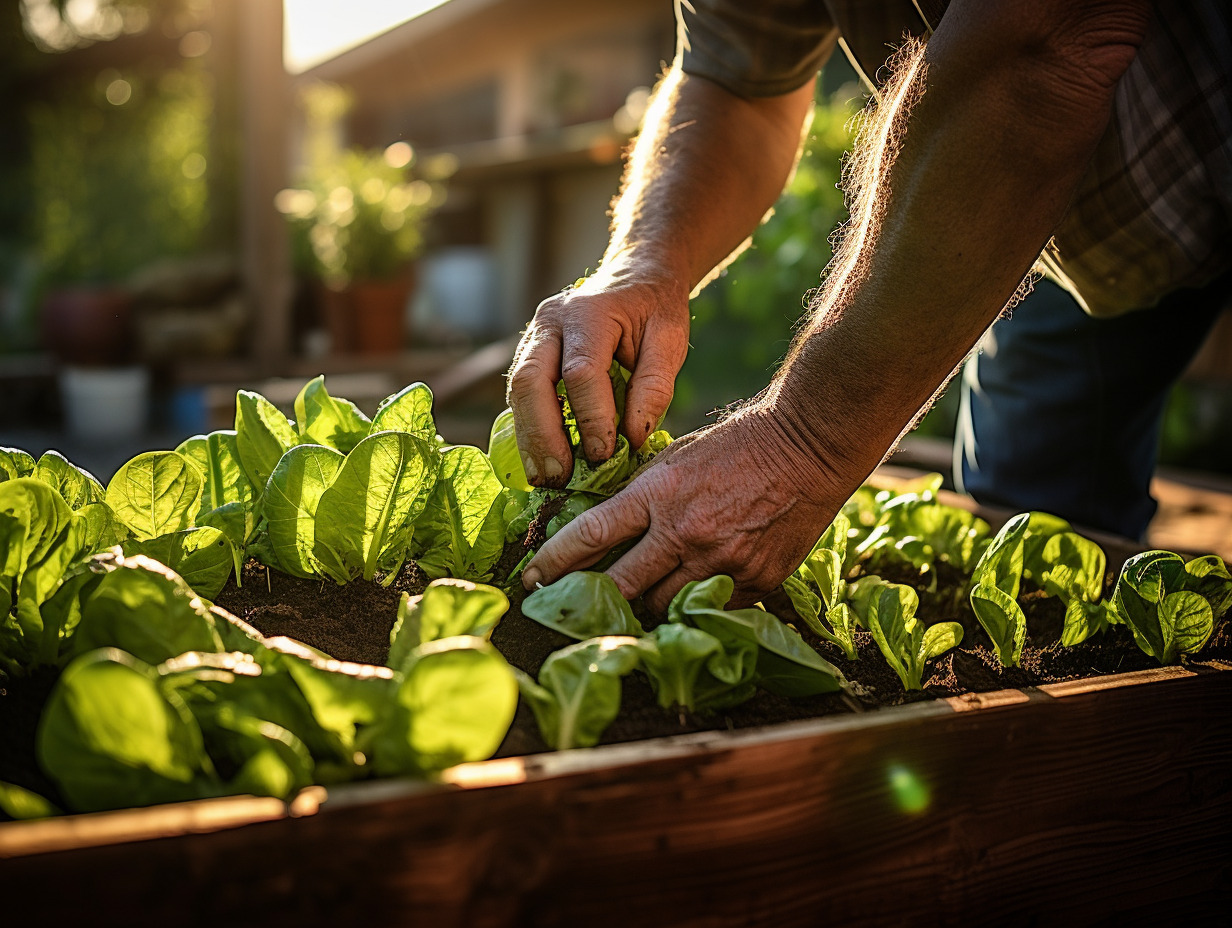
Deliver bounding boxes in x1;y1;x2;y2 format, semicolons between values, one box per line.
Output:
299;0;676;339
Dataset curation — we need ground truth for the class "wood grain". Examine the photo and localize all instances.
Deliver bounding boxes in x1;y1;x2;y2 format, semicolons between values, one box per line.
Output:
1;667;1228;926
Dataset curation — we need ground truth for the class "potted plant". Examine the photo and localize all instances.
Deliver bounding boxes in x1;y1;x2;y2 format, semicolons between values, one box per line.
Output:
277;83;441;356
28;62;213;437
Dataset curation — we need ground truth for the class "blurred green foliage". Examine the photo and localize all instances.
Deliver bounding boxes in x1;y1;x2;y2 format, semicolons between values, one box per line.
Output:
29;64;211;284
667;89;858;433
277;83;441;288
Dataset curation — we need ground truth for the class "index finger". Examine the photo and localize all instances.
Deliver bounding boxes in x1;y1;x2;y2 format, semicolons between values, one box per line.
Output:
522;490;650;589
507;325;573;488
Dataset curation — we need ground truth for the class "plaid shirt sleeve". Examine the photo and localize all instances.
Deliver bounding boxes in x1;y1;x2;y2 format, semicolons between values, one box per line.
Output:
1049;0;1232;316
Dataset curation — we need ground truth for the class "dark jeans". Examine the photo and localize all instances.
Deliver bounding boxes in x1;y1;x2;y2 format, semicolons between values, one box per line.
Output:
954;275;1228;541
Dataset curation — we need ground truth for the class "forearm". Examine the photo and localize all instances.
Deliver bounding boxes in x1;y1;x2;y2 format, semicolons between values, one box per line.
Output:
602;62;816;291
765;0;1151;494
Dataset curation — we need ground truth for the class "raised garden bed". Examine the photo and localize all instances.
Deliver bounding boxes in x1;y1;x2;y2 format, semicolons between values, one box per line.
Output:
1;654;1228;925
2;377;1230;924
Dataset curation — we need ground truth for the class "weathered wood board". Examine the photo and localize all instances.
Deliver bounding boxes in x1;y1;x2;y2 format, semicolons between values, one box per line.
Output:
2;662;1229;926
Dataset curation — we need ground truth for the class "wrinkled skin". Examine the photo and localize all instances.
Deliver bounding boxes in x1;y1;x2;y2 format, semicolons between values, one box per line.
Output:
521;405;844;614
507;261;690;487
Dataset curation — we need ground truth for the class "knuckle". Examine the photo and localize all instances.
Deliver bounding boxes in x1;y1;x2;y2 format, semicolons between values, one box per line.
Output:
631;371;675;413
560;355;607;388
575;510;612;550
508;358;548;395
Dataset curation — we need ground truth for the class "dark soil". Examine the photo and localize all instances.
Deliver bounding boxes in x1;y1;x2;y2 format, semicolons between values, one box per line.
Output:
214;560;429;666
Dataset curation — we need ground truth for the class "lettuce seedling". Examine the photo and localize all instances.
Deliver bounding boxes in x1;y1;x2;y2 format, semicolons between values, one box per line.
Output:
387;578;509;673
259;444;346;579
849;576;962;690
412;446;510;581
235;389;299;491
674;575;846;698
783;513;859;660
515;636;641;750
636;623;758;712
1111;551;1232;664
366;635;518;775
523;572;756;712
969;512;1030;667
1031;531;1113;647
522;571;646;640
0;478;90;671
38;647;221;813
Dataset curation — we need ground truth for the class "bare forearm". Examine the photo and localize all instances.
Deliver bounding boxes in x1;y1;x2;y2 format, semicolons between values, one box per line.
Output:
603;62;816;290
766;0;1151;493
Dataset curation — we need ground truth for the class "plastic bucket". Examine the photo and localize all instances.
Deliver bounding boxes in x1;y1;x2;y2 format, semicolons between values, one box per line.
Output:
59;366;149;440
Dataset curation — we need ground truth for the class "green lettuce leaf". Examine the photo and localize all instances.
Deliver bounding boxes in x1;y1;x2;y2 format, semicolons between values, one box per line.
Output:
412;445;508;581
387;579;508;673
295;375;373;453
121;526;235;599
31;450;105;510
260;444;345;579
522;571;645;641
368;382;436;442
235;390;299;492
105;451;203;541
313;431;437;582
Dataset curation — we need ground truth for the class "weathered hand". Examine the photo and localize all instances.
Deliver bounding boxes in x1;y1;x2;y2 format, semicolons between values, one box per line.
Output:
521;404;851;613
507;261;690;488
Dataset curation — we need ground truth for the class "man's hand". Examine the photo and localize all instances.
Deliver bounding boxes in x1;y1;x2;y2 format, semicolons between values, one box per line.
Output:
521;404;850;613
507;261;690;487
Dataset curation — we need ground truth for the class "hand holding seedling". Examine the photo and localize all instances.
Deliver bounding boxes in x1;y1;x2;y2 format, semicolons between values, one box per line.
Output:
507;260;690;488
521;402;842;613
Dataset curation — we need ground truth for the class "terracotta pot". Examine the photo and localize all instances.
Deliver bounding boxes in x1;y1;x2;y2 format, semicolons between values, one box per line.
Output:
40;287;134;366
317;284;356;355
350;271;414;355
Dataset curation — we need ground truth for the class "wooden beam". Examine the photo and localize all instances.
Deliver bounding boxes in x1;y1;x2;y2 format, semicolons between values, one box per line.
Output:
236;0;292;372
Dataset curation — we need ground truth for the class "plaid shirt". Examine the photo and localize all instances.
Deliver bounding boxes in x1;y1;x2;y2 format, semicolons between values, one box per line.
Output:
677;0;1232;317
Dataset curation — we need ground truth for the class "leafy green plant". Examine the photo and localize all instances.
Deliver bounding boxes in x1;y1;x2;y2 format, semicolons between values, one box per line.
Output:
32;553;518;813
783;512;859;660
387;579;508;674
521;571;844;738
968;513;1031;667
1110;551;1232;664
521;571;646;640
847;576;962;690
515;636;642;750
1036;531;1114;647
276;83;439;288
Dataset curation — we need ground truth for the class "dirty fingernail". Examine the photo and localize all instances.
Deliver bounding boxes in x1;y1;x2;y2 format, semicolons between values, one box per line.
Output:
522;453;539;481
588;439;606;460
543;456;564;479
523;567;542;589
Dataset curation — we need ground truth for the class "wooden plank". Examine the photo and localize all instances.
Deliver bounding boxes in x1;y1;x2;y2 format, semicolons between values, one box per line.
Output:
236;0;292;372
1;667;1227;925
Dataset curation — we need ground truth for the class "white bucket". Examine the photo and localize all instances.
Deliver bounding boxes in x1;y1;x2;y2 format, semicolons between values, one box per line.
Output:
59;366;149;440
